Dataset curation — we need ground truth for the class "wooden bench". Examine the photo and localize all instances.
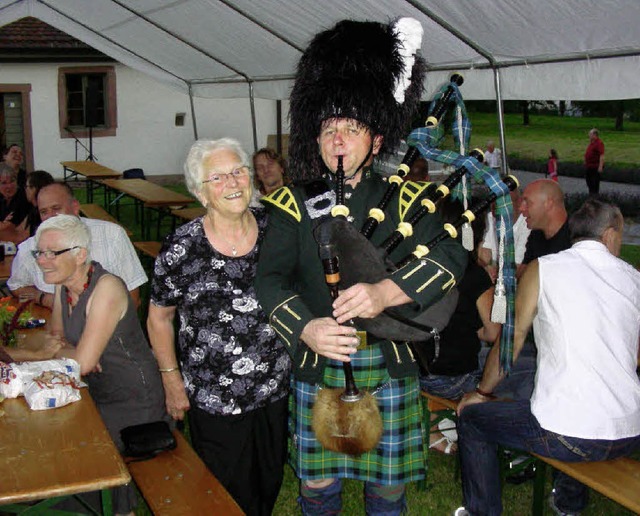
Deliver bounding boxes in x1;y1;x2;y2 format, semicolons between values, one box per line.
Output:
171;207;206;222
79;204;133;236
421;391;459;412
418;392;460;489
420;392;534;485
133;241;162;260
532;454;640;515
128;431;243;515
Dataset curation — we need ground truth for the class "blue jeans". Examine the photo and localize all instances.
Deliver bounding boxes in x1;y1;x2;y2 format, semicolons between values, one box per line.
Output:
458;399;640;516
478;341;537;401
419;370;480;400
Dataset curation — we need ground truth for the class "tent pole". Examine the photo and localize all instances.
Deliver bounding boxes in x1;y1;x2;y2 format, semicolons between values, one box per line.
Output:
188;83;198;140
276;100;283;156
493;68;508;177
249;82;258;152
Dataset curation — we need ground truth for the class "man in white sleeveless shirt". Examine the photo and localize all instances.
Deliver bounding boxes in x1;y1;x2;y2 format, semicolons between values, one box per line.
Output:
455;198;640;516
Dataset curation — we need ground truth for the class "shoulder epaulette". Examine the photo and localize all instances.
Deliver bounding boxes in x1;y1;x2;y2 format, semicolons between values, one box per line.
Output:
398;180;431;221
261;186;301;222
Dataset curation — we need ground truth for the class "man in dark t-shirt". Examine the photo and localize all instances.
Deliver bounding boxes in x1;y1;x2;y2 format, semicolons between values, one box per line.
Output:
519;179;570;275
522;221;570;264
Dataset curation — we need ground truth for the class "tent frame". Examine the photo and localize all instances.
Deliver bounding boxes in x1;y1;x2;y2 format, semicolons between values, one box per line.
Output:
5;0;640;158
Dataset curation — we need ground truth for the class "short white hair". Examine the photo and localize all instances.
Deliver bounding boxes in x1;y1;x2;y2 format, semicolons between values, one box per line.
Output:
35;214;91;264
0;163;16;179
183;138;253;198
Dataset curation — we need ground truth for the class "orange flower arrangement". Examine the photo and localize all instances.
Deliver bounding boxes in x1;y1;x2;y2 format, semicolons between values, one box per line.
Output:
0;297;32;347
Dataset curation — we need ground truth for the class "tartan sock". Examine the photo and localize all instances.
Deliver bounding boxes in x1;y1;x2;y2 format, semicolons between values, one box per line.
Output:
299;479;342;515
365;482;407;515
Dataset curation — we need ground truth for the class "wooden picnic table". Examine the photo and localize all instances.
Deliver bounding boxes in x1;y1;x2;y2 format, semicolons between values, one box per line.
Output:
0;331;130;514
0;255;14;282
171;206;206;222
60;161;121;203
0;394;130;513
79;204;133;236
100;179;193;239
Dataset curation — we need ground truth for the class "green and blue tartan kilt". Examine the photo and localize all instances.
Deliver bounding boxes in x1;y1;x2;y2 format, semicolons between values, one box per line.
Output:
289;343;426;484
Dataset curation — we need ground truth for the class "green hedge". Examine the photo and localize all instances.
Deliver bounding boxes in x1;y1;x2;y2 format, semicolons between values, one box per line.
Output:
508;157;640;184
564;191;640;218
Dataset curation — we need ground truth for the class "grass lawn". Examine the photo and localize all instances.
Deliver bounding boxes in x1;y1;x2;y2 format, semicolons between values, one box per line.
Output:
621;244;640;268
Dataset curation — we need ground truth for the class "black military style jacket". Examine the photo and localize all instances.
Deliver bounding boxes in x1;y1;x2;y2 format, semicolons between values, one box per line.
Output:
255;168;467;383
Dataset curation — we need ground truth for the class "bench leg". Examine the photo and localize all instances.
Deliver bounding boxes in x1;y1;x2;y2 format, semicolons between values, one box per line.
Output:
101;488;114;516
532;459;547;516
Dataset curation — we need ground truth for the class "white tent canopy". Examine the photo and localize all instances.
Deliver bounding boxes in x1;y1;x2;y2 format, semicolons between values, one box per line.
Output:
2;0;639;102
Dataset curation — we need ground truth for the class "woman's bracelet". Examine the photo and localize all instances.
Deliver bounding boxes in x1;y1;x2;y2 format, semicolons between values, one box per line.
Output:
159;366;179;373
37;292;45;306
475;385;496;399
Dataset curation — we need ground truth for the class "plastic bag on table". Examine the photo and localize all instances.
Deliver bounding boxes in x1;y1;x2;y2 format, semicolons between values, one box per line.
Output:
0;361;23;398
0;359;82;399
23;370;81;410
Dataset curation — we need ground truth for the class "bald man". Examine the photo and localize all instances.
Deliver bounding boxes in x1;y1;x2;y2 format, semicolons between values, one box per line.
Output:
519;179;570;276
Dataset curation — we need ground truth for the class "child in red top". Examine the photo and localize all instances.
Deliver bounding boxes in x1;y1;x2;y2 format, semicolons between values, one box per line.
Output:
547;148;558;182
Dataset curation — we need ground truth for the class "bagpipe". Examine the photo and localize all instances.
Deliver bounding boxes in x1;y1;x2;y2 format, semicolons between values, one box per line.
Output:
311;74;517;456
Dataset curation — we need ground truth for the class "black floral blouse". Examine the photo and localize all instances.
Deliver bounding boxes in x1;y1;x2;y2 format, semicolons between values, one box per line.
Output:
150;208;290;415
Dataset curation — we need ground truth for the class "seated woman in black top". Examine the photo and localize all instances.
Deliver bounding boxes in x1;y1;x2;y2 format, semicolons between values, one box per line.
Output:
418;199;501;398
24;170;54;236
0;163;31;243
417;199;501;453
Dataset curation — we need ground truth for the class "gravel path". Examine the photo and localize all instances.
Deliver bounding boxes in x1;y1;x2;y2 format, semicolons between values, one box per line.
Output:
510;170;640;197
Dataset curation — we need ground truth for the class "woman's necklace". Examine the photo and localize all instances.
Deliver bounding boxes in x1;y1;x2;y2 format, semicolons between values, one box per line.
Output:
209;215;252;257
67;264;94;307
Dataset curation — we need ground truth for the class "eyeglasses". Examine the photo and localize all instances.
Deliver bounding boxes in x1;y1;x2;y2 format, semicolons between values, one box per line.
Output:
31;246;80;260
202;166;249;185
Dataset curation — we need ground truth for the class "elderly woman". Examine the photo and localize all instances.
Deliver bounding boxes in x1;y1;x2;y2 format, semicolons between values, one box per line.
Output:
1;144;26;188
148;138;290;516
0;163;30;243
252;147;288;195
24;170;54;236
35;214;166;516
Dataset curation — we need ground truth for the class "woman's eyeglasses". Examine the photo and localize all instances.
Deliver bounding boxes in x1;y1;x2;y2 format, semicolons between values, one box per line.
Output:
202;166;249;185
31;246;80;260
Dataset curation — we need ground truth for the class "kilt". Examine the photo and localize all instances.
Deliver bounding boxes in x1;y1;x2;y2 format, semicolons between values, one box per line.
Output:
289;343;426;484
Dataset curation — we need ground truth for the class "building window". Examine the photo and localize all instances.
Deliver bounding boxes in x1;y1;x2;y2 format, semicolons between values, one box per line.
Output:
58;66;117;138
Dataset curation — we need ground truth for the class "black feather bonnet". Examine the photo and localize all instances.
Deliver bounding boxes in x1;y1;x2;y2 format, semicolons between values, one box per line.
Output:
289;18;426;180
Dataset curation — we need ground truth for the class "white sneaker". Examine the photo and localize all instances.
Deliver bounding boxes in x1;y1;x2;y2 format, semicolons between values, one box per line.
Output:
438;417;458;442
